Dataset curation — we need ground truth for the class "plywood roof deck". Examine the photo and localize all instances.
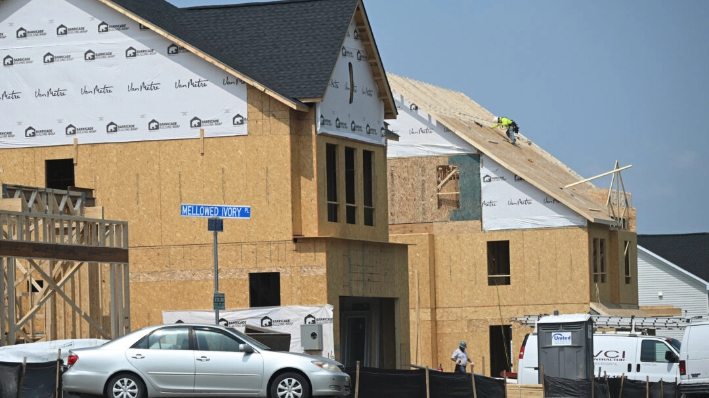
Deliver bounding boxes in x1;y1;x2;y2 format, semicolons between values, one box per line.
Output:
387;73;615;225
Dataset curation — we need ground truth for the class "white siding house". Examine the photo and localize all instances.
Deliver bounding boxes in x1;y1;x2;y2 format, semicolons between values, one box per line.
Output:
638;246;709;340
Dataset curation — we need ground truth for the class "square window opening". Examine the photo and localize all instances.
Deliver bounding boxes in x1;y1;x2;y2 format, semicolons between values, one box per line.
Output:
487;241;510;286
249;272;281;308
46;159;75;190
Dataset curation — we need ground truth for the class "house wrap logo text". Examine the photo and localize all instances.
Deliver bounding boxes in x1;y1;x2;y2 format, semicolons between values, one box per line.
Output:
16;27;46;39
56;24;87;36
106;121;138;134
304;314;333;325
148;119;180;131
98;21;129;33
260;316;292;328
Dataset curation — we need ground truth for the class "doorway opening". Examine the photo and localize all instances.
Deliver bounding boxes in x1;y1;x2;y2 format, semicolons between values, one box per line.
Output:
489;325;512;377
45;159;75;190
340;297;397;369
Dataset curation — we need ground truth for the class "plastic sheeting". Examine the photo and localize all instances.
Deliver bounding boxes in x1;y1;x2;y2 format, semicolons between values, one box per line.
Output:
0;339;107;363
480;154;587;231
606;377;678;398
316;18;385;145
0;0;248;150
21;361;59;398
545;376;678;398
544;375;610;398
0;362;22;398
344;367;506;398
163;305;335;359
386;90;477;158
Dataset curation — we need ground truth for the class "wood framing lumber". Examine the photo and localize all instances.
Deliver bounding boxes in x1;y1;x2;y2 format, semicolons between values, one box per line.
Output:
0;241;128;263
565;165;633;188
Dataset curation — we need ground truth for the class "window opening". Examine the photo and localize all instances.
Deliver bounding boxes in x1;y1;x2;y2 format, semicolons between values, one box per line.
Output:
593;238;607;283
249;272;281;307
345;147;356;224
326;144;339;222
348;62;354;104
28;279;44;293
487;241;511;285
363;150;375;226
624;241;631;285
640;340;673;363
45;159;75;190
437;165;460;209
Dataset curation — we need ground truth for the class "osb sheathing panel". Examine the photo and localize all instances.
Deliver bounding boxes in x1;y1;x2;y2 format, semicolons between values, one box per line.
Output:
388;156;451;225
316;135;389;242
324;238;411;366
128;239;330;329
615;231;638;305
434;303;587;376
588;223;612;304
387;74;616;225
0;147;37;187
290;108;318;237
390;233;435;309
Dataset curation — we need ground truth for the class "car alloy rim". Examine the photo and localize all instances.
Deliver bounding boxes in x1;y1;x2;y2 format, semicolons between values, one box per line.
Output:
277;377;303;398
112;377;139;398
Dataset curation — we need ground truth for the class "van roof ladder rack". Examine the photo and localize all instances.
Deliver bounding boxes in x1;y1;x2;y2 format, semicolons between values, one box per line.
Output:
510;315;690;330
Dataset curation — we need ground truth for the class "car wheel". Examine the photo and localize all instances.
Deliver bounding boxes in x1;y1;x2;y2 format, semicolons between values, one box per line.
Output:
105;373;146;398
270;372;310;398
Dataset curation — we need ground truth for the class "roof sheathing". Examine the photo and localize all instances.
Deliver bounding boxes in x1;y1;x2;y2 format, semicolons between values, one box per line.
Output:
387;74;614;224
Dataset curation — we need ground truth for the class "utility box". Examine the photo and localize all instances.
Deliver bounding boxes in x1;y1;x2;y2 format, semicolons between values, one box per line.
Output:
300;324;323;351
537;314;594;383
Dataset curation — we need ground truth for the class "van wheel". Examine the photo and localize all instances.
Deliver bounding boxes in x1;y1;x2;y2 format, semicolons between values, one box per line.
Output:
105;373;146;398
270;372;310;398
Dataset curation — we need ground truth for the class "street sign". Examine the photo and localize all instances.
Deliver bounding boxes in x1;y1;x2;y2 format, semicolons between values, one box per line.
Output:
213;292;225;311
208;218;223;232
181;204;251;219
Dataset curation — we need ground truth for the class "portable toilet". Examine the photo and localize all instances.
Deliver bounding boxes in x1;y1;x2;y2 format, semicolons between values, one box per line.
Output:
537;314;594;383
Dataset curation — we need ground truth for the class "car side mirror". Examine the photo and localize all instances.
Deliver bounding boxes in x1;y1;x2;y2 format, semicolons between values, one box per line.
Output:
240;344;254;354
665;351;679;363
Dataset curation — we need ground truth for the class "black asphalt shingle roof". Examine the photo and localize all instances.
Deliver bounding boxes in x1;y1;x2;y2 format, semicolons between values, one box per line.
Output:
108;0;360;102
638;233;709;283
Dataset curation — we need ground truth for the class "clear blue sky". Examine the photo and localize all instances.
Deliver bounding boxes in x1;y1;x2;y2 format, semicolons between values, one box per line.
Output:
171;0;709;234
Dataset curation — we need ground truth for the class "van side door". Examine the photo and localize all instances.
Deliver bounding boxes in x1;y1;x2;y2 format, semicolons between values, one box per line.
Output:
593;336;636;379
685;324;709;383
636;339;679;383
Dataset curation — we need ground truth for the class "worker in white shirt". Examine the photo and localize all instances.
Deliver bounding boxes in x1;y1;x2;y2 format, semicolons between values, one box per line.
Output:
450;341;473;373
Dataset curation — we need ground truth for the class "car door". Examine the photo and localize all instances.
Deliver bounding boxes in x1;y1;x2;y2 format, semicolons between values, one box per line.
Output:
193;327;264;395
636;338;679;382
125;326;195;393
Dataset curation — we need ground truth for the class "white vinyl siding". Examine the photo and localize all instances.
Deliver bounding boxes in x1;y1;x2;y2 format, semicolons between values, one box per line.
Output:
638;248;709;341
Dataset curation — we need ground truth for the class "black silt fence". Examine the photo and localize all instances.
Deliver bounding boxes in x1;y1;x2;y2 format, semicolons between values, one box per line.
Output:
22;361;60;398
0;362;23;398
546;375;678;398
345;366;505;398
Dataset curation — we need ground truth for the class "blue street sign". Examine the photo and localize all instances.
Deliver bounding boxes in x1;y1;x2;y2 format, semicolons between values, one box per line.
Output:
181;204;251;219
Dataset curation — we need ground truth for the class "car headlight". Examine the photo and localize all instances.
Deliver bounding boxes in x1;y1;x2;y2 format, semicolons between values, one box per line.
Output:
312;361;341;372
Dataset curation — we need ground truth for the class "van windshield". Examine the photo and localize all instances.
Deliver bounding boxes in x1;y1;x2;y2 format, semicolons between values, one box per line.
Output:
666;338;681;352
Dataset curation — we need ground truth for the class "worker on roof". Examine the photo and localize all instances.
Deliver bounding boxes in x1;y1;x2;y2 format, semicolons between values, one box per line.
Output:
491;116;519;145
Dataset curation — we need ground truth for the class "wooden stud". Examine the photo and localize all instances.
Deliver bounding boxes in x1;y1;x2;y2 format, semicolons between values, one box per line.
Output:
540;365;545;397
482;357;485;377
471;365;477;398
646;375;649;398
0;257;5;346
503;370;508;398
619;374;625;397
414;269;419;365
425;367;430;398
200;129;205;155
73;138;78;165
123;264;131;334
117;264;124;337
660;378;664;397
55;349;61;398
8;258;16;345
110;263;117;339
354;361;360;398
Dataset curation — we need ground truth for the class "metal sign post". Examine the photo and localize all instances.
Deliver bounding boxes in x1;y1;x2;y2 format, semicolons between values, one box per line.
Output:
182;204;250;325
208;218;224;325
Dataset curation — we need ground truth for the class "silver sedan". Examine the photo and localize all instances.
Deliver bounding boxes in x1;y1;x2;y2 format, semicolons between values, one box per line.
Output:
63;324;350;398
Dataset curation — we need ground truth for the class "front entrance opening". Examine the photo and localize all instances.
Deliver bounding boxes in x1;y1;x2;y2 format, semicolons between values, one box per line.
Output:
489;325;512;377
45;159;75;190
340;297;397;369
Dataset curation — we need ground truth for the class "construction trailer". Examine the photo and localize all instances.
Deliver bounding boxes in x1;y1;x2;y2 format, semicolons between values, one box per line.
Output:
383;74;659;377
1;185;130;345
0;0;409;367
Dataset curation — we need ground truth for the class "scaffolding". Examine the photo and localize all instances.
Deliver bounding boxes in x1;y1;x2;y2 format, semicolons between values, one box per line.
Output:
1;185;130;346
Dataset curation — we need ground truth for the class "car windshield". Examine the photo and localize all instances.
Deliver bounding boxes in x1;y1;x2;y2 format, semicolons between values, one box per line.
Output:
227;328;271;351
667;338;681;353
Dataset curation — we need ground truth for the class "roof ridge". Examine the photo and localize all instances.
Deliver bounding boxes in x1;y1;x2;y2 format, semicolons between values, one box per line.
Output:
183;0;346;10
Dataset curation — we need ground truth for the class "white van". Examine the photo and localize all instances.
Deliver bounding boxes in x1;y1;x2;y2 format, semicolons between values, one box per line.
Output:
517;332;681;385
679;321;709;394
